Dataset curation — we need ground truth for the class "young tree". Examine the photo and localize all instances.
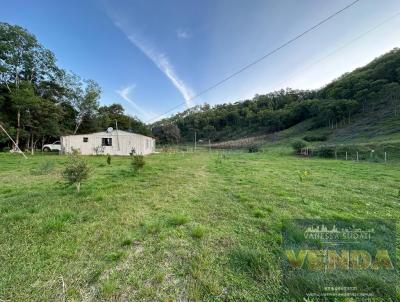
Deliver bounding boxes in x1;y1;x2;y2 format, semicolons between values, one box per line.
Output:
131;155;145;174
62;153;90;193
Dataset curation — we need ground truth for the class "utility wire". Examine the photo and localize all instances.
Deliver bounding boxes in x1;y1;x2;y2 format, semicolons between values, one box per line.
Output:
147;0;361;123
268;11;400;91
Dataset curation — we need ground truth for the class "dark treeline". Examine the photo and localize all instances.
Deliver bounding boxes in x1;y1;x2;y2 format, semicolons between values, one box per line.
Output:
0;22;150;152
152;48;400;144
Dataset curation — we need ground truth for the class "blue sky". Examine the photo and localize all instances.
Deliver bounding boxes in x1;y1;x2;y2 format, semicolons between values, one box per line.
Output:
1;0;400;121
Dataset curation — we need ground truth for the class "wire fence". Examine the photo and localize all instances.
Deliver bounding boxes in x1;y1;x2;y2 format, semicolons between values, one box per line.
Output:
299;144;400;163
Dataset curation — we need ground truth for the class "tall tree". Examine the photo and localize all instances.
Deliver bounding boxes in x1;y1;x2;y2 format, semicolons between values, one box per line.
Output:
71;79;101;134
0;22;60;147
380;83;400;117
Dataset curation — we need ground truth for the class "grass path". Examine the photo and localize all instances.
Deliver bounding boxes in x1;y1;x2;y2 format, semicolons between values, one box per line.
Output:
0;151;399;301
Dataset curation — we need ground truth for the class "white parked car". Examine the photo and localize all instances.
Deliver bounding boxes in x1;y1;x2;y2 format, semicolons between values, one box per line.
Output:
42;141;61;152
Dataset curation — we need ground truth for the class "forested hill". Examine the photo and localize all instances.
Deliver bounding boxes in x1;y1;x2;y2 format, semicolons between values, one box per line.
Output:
152;48;400;144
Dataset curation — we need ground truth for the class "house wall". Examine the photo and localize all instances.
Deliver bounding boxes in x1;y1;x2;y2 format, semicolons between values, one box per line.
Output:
61;132;155;156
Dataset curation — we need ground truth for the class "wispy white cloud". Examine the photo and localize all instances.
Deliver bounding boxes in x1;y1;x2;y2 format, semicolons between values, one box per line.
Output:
176;28;192;39
126;34;195;106
111;20;195;107
116;84;155;120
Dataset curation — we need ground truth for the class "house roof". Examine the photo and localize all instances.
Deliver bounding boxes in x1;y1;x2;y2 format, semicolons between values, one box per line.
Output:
61;130;154;139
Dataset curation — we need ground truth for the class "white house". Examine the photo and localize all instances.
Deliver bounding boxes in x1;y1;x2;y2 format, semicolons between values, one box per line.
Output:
60;129;155;156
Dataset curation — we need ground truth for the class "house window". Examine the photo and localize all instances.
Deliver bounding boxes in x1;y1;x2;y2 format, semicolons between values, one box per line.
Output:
83;137;88;143
102;138;112;146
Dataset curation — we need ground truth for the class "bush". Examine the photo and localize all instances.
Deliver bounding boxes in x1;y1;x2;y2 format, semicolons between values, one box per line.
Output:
107;155;111;165
303;134;327;142
316;146;335;158
167;214;189;226
62;154;90;192
291;140;307;152
131;154;145;174
2;146;10;152
190;225;205;239
248;145;259;153
253;209;266;218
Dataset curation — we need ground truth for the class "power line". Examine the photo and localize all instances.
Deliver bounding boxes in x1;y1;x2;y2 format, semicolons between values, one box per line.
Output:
147;0;361;123
268;11;400;91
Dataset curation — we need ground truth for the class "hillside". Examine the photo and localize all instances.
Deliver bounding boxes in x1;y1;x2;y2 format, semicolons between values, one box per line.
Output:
152;48;400;145
209;101;399;142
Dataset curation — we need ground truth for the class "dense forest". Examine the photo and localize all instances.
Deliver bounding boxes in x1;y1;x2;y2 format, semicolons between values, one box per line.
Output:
1;22;400;150
0;22;150;152
152;48;400;143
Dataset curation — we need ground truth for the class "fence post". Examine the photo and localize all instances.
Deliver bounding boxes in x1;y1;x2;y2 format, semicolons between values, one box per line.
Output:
385;152;387;163
356;151;359;162
345;151;348;160
335;151;337;160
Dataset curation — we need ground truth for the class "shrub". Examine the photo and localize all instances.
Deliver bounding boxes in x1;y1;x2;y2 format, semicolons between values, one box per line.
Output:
191;225;205;239
291;140;307;152
107;155;111;165
316;145;335;158
248;145;259;153
167;214;189;226
131;155;145;174
303;134;327;142
62;154;90;193
121;239;132;247
253;209;266;218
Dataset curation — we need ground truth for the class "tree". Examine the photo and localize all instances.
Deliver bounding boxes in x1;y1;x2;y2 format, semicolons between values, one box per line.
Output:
131;155;145;175
71;79;101;134
151;123;180;144
0;23;60;147
291;140;307;153
26;97;61;154
380;83;400;116
62;153;90;193
96;103;151;135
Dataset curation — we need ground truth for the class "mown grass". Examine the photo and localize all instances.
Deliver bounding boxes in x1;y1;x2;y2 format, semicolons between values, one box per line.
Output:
0;149;399;301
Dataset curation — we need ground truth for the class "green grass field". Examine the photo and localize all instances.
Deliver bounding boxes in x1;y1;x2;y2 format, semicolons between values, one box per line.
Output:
0;149;399;301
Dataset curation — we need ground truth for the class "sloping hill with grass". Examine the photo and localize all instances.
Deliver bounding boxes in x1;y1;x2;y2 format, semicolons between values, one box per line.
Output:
277;104;400;144
207;100;400;163
153;48;400;146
